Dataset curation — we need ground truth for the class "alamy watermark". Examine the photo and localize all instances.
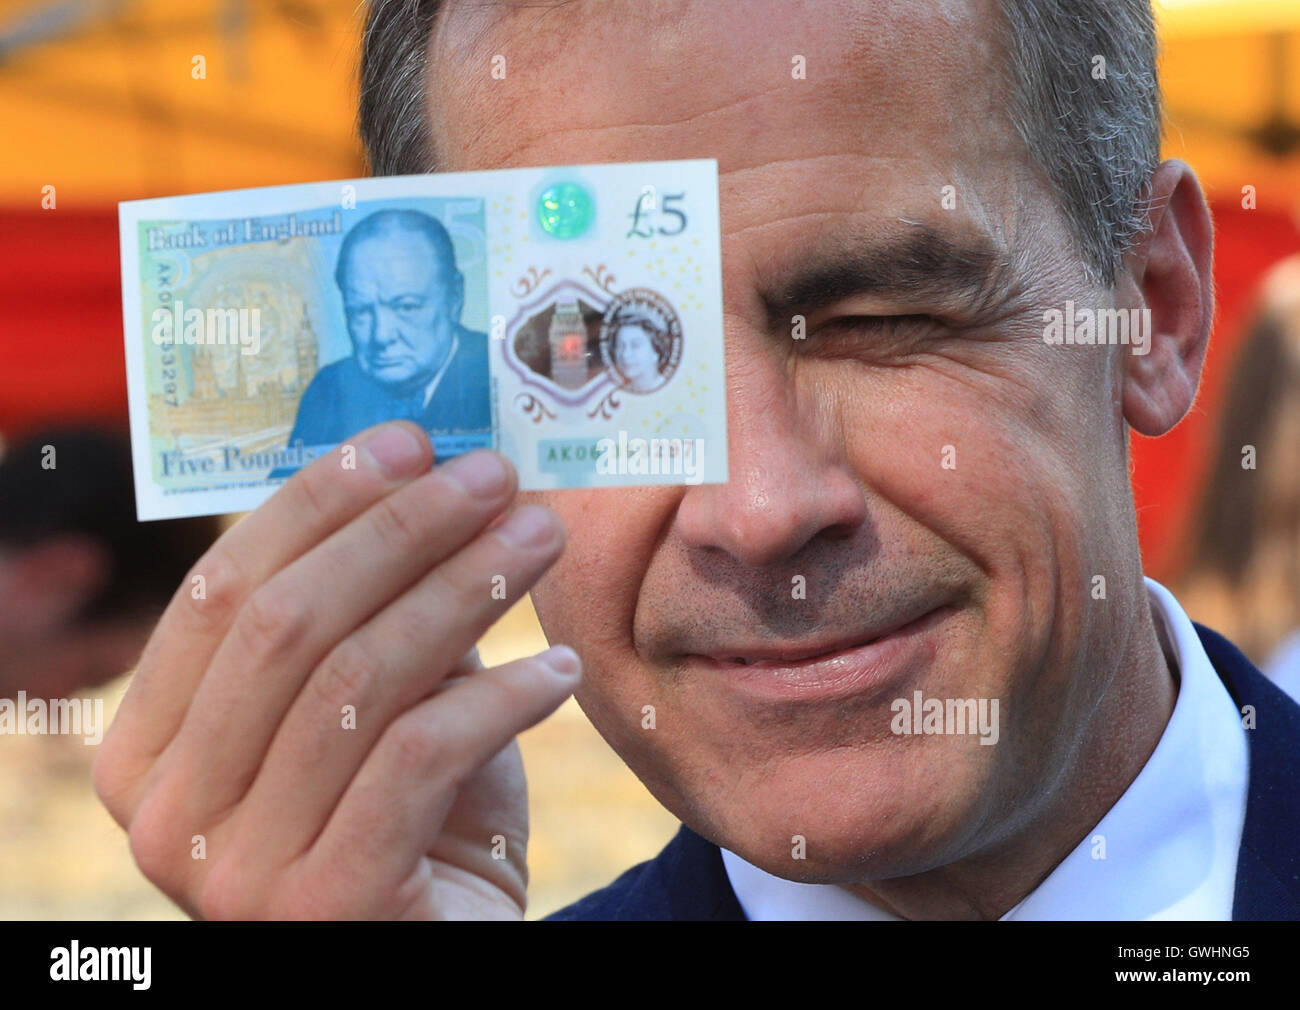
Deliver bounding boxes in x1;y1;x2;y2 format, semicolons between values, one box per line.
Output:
150;299;261;356
50;942;150;989
595;430;705;485
891;690;999;745
0;691;104;745
1043;301;1151;356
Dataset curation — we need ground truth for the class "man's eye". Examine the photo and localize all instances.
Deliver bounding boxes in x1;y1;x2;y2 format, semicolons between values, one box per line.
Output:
820;314;938;340
394;299;425;313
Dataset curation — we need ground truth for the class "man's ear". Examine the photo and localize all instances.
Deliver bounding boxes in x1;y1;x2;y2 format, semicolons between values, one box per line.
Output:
1118;159;1215;437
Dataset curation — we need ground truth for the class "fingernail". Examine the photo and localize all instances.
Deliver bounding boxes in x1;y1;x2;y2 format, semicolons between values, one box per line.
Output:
539;645;581;677
363;425;425;477
441;450;509;499
497;505;557;549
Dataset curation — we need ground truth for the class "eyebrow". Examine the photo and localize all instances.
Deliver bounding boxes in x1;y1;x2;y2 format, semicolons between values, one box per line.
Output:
760;223;1011;325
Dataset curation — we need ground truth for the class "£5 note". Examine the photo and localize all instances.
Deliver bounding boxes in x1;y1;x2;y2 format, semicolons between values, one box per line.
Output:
119;159;728;520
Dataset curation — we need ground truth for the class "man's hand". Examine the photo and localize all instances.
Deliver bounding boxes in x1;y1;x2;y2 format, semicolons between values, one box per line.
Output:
93;421;578;920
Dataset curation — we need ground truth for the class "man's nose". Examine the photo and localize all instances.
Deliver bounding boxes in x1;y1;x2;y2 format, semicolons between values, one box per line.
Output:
373;307;403;345
674;351;868;568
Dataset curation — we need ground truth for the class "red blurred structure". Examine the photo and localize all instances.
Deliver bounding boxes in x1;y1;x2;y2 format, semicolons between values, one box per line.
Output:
1;210;128;439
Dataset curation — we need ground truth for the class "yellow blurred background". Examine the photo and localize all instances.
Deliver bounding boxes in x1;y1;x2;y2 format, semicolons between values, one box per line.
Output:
0;0;1297;201
1;0;1299;919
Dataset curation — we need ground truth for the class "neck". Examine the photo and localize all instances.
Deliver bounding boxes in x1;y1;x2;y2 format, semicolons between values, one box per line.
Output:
842;582;1178;920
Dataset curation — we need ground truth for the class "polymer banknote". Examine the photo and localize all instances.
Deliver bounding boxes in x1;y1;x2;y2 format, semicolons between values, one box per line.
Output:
119;160;727;520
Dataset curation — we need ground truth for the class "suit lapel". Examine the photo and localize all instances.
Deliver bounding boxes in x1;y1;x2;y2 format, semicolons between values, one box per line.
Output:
658;825;747;920
1195;624;1300;920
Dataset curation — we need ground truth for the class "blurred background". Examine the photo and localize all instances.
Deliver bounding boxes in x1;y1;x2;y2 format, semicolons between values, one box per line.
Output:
0;0;1298;918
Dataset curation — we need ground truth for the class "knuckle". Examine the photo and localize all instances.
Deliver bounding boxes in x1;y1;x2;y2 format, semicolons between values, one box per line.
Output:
275;869;353;920
386;717;447;779
368;493;427;554
422;560;473;611
91;740;136;825
183;547;247;634
291;460;339;525
235;585;313;665
196;859;258;921
386;595;447;658
312;637;381;713
478;667;527;713
475;666;550;731
126;791;189;897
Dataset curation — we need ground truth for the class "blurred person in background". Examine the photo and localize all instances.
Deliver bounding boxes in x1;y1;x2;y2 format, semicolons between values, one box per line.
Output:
0;427;219;700
1180;255;1300;702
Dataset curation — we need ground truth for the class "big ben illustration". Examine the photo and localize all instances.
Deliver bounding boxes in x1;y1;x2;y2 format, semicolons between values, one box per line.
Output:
547;299;588;389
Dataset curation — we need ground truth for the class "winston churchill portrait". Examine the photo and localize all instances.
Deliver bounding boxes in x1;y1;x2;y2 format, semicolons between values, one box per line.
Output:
287;208;490;448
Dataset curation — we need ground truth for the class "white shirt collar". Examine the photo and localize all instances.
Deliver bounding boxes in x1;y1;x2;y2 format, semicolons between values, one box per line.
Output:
420;330;460;410
720;578;1250;920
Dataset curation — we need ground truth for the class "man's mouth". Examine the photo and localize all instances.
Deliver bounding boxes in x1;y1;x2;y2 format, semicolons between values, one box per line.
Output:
690;605;952;703
705;607;943;666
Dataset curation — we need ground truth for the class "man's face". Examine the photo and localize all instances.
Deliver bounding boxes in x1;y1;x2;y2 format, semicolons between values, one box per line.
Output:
340;230;461;392
429;0;1143;880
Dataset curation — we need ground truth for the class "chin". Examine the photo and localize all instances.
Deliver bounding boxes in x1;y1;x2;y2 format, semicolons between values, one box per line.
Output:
363;362;418;387
575;611;1018;885
665;731;998;884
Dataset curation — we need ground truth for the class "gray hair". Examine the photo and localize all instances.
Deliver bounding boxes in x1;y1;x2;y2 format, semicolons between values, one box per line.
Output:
359;0;1161;287
995;1;1161;286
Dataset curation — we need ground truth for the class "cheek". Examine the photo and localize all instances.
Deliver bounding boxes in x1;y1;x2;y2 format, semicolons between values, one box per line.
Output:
821;352;1109;660
413;311;443;343
348;317;371;348
822;343;1104;565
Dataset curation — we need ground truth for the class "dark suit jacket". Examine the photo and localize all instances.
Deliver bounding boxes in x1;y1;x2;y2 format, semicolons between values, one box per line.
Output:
545;625;1300;921
289;326;490;448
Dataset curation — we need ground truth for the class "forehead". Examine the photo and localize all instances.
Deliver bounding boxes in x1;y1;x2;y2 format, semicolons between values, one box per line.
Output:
431;1;1016;165
428;0;1053;302
348;228;430;260
344;230;435;277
